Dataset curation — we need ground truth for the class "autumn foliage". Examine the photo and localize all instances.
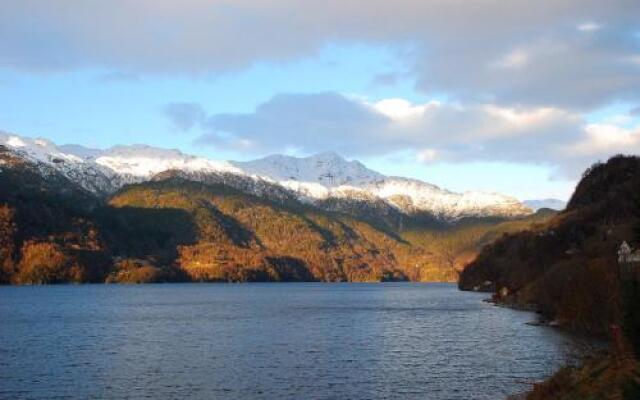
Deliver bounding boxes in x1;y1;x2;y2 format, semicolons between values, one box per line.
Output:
16;241;72;284
0;144;549;285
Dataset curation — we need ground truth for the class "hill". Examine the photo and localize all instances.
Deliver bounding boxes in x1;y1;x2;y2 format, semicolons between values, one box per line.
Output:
460;155;640;336
107;177;413;283
459;155;640;399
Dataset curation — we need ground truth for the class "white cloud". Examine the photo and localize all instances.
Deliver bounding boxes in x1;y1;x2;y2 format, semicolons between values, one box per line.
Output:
484;105;566;127
1;0;639;110
165;92;632;178
577;22;601;32
492;49;529;69
417;148;438;163
568;123;640;156
371;98;436;120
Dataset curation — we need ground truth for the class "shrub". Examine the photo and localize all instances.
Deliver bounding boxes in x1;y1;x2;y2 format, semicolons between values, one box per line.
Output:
0;204;17;283
16;241;70;284
106;258;168;284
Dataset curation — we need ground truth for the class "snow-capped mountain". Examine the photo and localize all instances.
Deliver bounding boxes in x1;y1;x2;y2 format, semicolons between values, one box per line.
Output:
0;133;243;195
236;152;531;219
235;152;385;187
0;132;533;221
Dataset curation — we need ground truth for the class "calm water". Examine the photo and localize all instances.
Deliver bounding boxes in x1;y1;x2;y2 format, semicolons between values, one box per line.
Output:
0;283;571;400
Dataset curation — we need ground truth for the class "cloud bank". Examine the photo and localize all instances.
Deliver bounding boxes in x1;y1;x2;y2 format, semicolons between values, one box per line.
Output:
1;0;639;109
165;92;640;178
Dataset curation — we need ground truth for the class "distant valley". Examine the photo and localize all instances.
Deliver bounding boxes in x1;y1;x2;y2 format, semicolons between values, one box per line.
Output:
523;199;567;212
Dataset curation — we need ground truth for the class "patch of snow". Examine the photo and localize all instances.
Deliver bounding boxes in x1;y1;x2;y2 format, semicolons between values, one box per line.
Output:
234;152;385;188
59;144;104;160
6;136;26;148
95;145;242;177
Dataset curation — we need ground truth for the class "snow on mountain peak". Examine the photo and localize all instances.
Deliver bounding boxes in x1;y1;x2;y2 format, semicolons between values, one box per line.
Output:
94;144;241;177
233;152;531;219
0;132;533;220
1;133;84;164
361;177;530;219
58;144;104;160
233;152;384;187
0;133;244;194
7;136;27;147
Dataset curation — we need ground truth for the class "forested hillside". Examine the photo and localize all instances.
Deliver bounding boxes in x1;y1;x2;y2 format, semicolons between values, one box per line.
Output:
108;177;414;282
0;144;551;285
460;155;640;336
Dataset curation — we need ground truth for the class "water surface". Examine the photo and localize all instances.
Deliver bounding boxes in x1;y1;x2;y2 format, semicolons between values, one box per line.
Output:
0;283;571;399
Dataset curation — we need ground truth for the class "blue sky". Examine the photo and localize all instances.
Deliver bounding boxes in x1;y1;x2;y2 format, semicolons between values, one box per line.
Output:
0;44;413;146
1;1;639;201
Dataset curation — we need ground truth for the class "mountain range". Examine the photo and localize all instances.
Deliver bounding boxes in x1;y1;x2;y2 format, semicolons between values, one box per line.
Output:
0;132;544;222
0;131;558;285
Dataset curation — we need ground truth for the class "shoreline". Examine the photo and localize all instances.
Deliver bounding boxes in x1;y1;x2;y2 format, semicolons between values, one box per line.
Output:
0;279;460;286
479;293;624;399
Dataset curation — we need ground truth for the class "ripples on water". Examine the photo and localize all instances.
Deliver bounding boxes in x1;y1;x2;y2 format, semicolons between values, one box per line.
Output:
0;283;571;399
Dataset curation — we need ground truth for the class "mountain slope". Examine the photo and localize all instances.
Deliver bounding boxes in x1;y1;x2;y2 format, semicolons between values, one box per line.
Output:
0;145;110;283
459;155;640;336
109;178;417;282
0;137;550;284
0;132;532;222
0;144;422;283
0;156;423;283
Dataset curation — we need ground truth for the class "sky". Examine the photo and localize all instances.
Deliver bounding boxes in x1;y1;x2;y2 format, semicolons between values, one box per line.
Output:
1;1;639;201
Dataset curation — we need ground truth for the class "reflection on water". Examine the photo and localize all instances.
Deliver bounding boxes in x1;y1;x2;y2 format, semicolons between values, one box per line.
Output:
0;283;571;399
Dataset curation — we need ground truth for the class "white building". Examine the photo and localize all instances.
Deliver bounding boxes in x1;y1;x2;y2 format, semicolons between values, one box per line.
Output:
618;241;640;264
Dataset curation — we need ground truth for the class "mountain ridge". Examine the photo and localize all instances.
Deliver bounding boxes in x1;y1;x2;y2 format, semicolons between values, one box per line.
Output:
0;132;532;222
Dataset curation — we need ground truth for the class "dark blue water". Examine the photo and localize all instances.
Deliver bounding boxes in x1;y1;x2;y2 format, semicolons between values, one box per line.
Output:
0;283;571;400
